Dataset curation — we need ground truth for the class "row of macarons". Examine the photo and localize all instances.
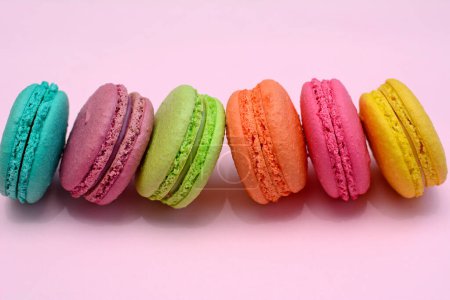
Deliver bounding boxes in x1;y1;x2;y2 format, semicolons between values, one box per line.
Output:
0;78;447;208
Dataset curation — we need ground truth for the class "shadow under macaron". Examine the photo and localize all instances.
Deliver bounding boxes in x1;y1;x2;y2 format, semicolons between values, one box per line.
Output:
61;179;143;226
225;154;306;224
5;158;441;226
367;162;440;219
139;168;227;228
303;162;368;222
5;175;65;224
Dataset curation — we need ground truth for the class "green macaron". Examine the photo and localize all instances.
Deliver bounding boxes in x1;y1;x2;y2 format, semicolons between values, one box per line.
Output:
136;85;225;208
0;82;69;204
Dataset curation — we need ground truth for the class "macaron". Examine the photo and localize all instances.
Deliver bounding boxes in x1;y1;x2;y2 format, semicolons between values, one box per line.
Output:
226;79;307;204
60;83;153;205
0;82;69;204
136;85;225;208
301;78;370;201
359;78;447;198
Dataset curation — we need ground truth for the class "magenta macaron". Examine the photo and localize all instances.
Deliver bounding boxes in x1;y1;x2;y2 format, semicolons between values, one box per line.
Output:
60;83;154;205
300;79;370;200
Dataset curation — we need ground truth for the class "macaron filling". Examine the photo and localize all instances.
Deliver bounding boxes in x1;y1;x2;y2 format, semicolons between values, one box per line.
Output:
379;82;436;187
86;95;146;203
5;82;52;202
311;79;357;200
71;85;130;198
238;90;279;202
252;85;290;197
164;100;206;199
17;84;58;203
87;95;132;195
150;94;204;200
163;95;218;207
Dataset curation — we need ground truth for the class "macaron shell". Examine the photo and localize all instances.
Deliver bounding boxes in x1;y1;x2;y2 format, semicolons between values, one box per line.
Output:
330;79;370;196
60;83;123;192
258;79;307;194
226;91;269;204
301;82;341;198
301;79;370;200
18;85;60;202
25;91;69;203
243;86;290;199
136;85;197;198
149;92;204;200
386;79;447;185
0;84;40;197
360;91;422;198
86;93;153;205
171;97;225;208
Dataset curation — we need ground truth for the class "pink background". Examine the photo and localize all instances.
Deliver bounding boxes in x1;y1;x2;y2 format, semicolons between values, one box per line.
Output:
1;0;450;299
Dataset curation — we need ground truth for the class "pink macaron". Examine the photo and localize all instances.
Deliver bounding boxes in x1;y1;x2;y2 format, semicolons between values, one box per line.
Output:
60;83;154;205
300;79;370;200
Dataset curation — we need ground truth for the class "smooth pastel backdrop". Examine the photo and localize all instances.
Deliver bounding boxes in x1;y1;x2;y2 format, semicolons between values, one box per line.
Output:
1;0;449;299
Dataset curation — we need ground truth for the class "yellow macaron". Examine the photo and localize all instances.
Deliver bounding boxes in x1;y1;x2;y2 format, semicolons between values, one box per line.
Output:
359;79;447;198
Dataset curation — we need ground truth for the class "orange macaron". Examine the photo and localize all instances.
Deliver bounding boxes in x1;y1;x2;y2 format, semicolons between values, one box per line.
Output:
226;79;308;204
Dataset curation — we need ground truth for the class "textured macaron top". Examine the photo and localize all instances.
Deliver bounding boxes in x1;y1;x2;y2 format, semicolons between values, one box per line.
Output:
84;92;152;204
0;82;69;203
301;79;370;201
2;83;49;200
136;85;198;198
381;79;446;186
149;90;205;200
360;79;446;198
238;86;290;201
162;94;222;207
136;85;225;208
60;83;154;205
61;84;128;194
226;79;307;204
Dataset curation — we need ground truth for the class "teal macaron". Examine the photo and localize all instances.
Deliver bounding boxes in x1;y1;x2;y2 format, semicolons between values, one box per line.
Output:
0;82;69;204
136;85;225;208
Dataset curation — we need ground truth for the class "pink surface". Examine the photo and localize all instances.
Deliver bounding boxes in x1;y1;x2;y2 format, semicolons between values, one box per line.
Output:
1;1;450;299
